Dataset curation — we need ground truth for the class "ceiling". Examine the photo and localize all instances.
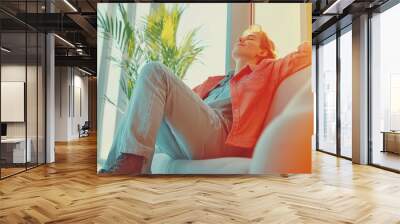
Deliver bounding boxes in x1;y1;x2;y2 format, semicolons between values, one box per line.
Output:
0;0;99;74
0;0;395;75
311;0;390;43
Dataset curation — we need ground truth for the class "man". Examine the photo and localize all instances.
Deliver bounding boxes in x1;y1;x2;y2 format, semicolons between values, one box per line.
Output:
100;25;312;175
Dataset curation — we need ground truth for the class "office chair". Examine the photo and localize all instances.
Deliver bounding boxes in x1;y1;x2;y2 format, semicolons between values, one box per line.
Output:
79;121;90;138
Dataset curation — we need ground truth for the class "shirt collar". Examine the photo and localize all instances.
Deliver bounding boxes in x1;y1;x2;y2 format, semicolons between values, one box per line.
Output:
232;65;252;80
227;70;235;78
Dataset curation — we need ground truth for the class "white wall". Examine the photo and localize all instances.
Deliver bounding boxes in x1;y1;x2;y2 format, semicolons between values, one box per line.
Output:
254;3;311;57
72;73;89;138
55;67;68;141
177;3;228;88
1;65;26;139
54;67;89;141
228;3;251;73
1;82;25;122
1;65;34;137
1;63;46;164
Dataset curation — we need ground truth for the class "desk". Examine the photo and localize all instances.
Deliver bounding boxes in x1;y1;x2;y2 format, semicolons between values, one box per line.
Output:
381;131;400;154
1;138;31;163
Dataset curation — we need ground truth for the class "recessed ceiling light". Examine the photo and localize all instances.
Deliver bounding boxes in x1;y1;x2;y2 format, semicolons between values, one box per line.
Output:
63;0;78;12
1;47;11;53
54;34;75;48
77;67;93;76
322;0;354;15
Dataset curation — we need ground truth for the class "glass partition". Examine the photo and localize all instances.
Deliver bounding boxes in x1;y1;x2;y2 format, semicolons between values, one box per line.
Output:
1;30;28;177
0;1;46;179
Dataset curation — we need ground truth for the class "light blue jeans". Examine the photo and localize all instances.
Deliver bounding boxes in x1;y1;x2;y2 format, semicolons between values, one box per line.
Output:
101;62;240;174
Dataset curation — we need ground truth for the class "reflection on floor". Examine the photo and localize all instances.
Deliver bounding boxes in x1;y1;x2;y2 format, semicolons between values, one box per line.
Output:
0;163;42;178
340;148;352;158
0;135;400;223
0;167;25;177
373;150;400;171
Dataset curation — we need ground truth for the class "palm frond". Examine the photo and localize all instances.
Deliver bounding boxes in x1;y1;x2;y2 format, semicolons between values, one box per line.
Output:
100;3;205;102
98;3;137;58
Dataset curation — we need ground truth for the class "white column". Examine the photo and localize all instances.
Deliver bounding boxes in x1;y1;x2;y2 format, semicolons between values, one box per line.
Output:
352;14;369;164
312;45;317;150
46;33;55;163
45;0;56;163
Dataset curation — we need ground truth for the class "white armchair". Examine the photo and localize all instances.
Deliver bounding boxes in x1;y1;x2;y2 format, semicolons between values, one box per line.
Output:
151;66;312;174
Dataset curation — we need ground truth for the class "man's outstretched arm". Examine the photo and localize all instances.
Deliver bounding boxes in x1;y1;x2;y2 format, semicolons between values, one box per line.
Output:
272;42;312;83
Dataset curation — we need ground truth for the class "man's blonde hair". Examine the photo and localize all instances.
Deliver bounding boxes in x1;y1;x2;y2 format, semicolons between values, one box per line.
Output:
242;24;277;59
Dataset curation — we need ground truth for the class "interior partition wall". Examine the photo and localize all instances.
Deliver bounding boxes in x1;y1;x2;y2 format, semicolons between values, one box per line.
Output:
316;25;353;160
0;1;46;179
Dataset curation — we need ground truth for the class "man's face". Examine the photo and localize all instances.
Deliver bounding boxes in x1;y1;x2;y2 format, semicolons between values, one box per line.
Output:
232;32;266;62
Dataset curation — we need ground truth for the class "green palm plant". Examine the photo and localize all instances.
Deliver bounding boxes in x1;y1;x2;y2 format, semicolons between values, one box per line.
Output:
98;4;144;100
142;4;204;79
98;3;205;104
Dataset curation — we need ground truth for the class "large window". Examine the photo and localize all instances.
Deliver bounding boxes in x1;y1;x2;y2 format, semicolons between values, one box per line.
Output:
339;28;352;158
316;27;353;159
317;37;337;154
371;3;400;171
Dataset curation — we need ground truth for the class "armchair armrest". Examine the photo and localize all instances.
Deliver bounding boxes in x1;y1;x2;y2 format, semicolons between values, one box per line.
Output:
250;82;313;174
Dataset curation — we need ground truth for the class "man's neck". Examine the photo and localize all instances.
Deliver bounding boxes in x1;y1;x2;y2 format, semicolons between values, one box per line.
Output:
234;59;257;75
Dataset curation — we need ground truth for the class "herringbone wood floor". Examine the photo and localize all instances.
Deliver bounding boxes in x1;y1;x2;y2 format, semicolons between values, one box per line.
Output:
1;135;400;224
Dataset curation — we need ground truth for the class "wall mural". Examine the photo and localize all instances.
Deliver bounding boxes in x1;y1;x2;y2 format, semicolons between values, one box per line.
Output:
97;3;313;175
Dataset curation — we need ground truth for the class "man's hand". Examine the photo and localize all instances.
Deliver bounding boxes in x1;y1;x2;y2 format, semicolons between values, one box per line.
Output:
298;41;312;53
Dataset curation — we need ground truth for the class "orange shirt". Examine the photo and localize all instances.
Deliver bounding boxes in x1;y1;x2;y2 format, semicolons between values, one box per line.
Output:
192;42;312;155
